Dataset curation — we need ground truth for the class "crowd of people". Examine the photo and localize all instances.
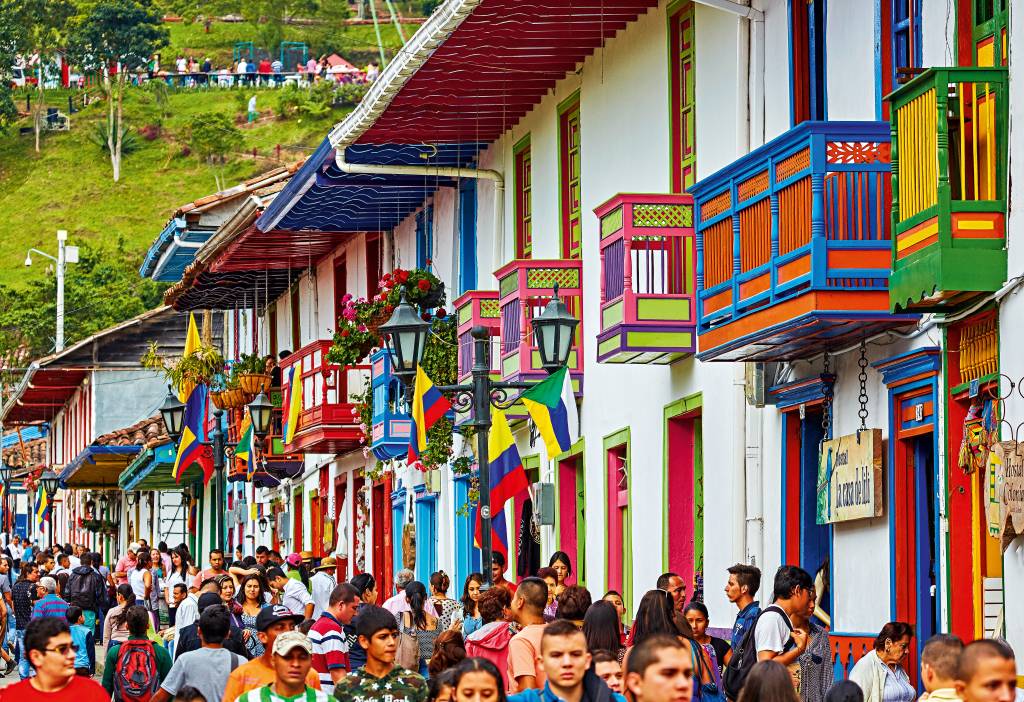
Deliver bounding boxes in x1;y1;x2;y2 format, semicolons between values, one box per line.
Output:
0;537;1016;702
129;54;379;89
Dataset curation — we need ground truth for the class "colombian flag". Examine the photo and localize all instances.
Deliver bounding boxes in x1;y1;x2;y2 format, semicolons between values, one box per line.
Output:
520;366;578;459
235;409;256;480
35;486;50;530
172;383;214;484
281;365;303;446
474;409;529;560
178;313;202;402
407;365;452;464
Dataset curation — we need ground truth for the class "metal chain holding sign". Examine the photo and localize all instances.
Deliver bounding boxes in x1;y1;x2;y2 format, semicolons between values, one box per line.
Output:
822;353;833;440
858;341;870;437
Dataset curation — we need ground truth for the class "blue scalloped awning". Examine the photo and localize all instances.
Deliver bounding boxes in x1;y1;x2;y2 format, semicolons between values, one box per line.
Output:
257;139;485;233
59;445;142;488
140;217;217;282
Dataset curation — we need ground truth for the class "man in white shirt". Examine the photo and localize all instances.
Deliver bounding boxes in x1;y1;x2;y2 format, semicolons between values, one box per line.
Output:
753;565;812;666
309;557;337;620
269;567;314;619
174;580;220;644
381;568;438;618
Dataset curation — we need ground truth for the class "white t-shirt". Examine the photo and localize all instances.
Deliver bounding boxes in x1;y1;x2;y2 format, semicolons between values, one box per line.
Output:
281;578;314;615
753;605;793;655
237;687;331;702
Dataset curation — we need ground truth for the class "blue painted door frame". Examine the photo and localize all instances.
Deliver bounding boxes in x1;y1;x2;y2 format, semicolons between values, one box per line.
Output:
459;180;478;294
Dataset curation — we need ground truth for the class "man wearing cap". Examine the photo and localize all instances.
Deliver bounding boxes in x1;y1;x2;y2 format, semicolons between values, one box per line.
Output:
310;583;360;693
233;631;331;702
112;543;139;586
174;591;251;660
268;566;315;619
310;557;338;620
223;604;323;702
31;577;69;620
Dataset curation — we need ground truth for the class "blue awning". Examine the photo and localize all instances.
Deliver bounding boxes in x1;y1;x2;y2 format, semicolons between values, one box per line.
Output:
257;140;485;233
59;445;142;488
1;425;46;449
140;217;217;282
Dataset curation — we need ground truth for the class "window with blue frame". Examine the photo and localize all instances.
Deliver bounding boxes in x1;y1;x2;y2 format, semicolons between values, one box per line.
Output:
789;0;827;124
458;181;477;294
416;206;434;270
891;0;921;85
453;474;480;595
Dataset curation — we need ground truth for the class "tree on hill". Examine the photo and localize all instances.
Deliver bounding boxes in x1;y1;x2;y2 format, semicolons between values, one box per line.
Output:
0;5;20;133
1;0;76;152
186;111;243;162
0;238;167;360
67;0;168;182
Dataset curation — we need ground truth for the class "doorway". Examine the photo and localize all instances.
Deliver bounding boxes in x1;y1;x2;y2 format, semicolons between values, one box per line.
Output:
558;453;585;584
665;404;702;599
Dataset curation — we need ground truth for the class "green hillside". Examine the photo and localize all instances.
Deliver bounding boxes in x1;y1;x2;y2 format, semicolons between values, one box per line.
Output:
0;85;348;289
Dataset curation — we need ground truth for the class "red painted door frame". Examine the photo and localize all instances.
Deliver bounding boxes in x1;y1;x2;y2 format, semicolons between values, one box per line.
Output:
334;475;348;579
665;409;699;594
558;456;581;584
606;445;627;595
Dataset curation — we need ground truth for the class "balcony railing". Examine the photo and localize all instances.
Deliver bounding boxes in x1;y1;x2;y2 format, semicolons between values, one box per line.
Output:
888;67;1008;311
595;193;697;364
369;348;413;461
690;121;917;362
495;258;583;393
279;340;370;455
454;291;501;384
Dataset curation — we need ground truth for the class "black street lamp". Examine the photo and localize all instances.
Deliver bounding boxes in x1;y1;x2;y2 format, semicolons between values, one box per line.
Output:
380;286;578;588
39;469;60;549
159;387;274;551
0;461;10;533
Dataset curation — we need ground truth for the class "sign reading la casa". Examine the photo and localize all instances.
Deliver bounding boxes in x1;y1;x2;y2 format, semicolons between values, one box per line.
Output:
817;429;884;524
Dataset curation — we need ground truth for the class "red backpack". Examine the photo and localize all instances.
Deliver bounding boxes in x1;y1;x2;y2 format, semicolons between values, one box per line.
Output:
113;639;160;702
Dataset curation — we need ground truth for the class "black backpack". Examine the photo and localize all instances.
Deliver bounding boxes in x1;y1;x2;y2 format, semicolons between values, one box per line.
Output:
63;569;98;610
722;605;792;700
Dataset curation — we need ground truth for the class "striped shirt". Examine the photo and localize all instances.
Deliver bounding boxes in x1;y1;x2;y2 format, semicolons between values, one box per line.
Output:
310;612;348;693
32;593;69;620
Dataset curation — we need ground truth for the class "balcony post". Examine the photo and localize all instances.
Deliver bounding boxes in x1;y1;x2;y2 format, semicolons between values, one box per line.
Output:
890;104;900;272
471;326;494;588
622;212;633;299
935;70;952;248
769;191;780;299
731;186;741;307
810;169;826;289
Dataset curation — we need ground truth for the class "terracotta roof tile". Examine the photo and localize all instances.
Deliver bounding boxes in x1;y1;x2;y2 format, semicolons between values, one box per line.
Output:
2;437;47;468
92;414;170;449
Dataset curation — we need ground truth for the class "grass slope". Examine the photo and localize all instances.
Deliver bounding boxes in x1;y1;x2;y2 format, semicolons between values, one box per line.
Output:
0;86;345;289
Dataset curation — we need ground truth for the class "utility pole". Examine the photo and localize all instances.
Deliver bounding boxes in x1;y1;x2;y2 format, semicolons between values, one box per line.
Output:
25;230;79;353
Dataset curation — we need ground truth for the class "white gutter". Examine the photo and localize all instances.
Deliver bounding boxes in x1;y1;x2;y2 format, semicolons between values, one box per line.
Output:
694;0;763;21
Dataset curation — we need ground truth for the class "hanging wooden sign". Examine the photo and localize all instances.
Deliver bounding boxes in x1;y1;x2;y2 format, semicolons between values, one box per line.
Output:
989;442;1024;550
816;429;884;524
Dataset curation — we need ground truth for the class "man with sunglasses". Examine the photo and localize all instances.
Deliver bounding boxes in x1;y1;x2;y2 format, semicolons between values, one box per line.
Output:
0;616;108;700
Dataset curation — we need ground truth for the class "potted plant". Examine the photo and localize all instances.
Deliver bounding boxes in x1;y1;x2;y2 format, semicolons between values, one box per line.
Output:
231;353;272;394
142;340;226;400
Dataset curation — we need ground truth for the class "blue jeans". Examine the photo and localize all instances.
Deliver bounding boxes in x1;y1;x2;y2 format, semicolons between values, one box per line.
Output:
16;629;30;679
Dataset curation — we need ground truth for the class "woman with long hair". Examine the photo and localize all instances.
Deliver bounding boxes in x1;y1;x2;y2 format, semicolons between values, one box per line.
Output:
400;580;440;677
164;547;192;626
629;589;680;646
583;600;626;662
537;567;559;620
451;657;508;702
129;550;156;629
429;570;462;631
555;585;592;629
235;572;271;657
684;601;732;675
428;630;467;677
603;590;630;644
460;573;484;635
548;551;572;598
103;584;137;648
737;661;801;702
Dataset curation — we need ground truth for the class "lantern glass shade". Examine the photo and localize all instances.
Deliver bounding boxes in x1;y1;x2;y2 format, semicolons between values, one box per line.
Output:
378;289;430;380
258;516;268;533
0;462;10;483
159;388;186;441
39;470;60;498
247;392;274;438
531;285;579;373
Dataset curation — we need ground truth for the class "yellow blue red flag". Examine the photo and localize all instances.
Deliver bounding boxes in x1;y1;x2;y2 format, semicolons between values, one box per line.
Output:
178;313;202;401
35;486;50;529
474;408;529;561
235;409;256;480
172;383;214;484
520;366;578;458
407;365;452;464
282;365;303;445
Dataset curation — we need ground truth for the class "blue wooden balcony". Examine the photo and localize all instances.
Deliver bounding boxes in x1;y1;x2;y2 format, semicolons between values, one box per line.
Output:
689;121;918;362
370;348;413;461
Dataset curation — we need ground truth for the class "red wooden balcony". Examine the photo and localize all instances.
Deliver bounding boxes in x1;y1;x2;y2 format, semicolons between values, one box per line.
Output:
495;258;583;393
453;290;501;385
690;121;918;362
279;340;371;455
595;193;697;364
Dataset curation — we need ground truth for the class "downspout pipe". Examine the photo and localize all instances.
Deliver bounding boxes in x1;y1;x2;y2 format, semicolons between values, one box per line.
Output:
334;150;506;272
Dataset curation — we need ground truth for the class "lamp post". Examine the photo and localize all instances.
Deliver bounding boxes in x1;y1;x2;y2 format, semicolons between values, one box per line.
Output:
24;230;79;353
0;461;11;534
379;285;578;588
39;470;60;549
160;389;274;551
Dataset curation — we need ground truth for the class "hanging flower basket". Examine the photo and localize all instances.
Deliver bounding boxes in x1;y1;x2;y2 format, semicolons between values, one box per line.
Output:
237;373;271;395
211;388;252;410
